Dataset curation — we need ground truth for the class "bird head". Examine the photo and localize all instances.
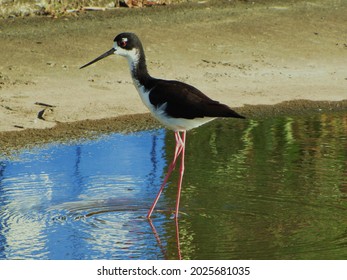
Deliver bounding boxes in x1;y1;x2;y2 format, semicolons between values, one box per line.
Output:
80;32;142;69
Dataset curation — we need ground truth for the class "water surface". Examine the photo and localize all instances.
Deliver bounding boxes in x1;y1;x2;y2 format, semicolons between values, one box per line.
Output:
0;112;346;259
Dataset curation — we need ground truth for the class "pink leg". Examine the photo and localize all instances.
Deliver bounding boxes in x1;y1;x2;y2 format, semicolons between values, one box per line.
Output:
147;131;185;218
174;131;186;219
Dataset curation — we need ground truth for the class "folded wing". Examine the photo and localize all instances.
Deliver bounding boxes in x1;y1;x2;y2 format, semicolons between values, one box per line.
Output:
148;80;245;119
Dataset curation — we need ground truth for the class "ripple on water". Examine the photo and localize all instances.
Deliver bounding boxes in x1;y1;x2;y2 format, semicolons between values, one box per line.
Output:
0;112;346;259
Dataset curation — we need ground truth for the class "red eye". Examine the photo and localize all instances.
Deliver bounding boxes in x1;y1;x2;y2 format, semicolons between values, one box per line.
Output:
118;40;127;48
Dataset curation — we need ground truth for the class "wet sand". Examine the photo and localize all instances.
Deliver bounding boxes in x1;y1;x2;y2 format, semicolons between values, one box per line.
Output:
0;0;346;152
1;99;346;156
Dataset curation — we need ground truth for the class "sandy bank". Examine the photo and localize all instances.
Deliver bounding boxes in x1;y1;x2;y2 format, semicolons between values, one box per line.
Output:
0;0;346;150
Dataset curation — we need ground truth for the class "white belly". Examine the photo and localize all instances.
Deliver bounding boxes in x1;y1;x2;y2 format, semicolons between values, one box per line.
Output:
135;83;215;131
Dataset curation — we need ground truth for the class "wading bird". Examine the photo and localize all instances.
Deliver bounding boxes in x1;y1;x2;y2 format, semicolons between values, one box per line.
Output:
80;32;245;219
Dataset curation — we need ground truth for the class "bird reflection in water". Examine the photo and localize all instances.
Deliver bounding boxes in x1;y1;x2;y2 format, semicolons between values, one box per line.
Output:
148;218;182;260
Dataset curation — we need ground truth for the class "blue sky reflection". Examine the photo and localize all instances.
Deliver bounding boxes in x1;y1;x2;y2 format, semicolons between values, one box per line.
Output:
0;129;168;259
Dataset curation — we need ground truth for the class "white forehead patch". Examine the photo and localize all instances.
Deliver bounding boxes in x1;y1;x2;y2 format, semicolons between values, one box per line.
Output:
122;37;128;43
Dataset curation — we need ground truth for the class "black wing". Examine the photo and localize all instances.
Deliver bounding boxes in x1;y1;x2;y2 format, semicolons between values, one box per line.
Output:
148;79;245;119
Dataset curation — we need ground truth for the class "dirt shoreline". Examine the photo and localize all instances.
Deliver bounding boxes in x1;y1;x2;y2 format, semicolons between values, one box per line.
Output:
1;0;346;153
1;99;346;156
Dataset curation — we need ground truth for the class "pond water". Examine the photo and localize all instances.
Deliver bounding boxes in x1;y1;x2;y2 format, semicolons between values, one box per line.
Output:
0;112;346;260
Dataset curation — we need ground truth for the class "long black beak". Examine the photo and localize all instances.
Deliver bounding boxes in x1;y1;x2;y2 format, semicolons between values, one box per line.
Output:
80;48;115;69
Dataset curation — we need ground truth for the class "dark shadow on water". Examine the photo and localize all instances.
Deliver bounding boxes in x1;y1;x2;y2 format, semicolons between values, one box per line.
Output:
0;112;346;259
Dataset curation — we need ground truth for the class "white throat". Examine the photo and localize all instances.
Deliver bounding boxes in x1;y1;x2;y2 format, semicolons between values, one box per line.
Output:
125;49;142;86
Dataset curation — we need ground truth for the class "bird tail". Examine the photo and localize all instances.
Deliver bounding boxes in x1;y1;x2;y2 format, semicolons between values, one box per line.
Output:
225;108;245;119
206;103;246;119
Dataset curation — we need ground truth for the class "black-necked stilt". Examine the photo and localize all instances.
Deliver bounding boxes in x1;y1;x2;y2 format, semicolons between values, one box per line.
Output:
80;32;245;219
